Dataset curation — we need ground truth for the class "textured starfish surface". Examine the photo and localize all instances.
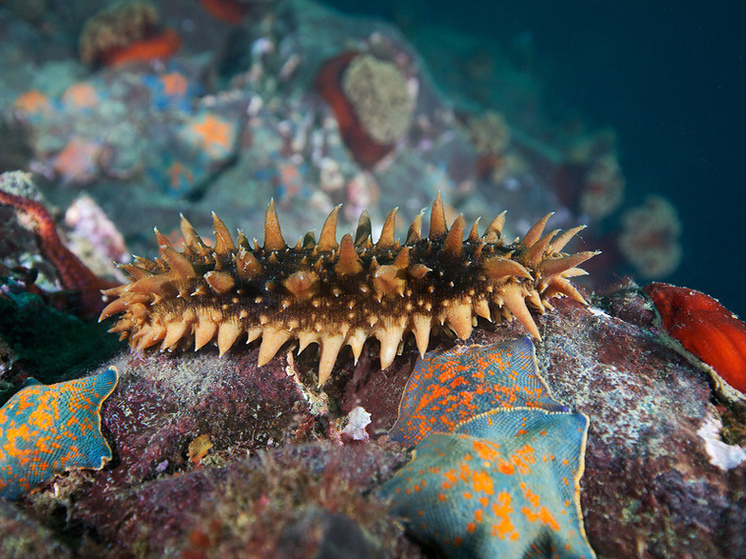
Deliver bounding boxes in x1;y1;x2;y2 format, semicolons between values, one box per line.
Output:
100;194;597;385
389;337;570;447
0;368;118;500
0;189;116;318
379;408;594;559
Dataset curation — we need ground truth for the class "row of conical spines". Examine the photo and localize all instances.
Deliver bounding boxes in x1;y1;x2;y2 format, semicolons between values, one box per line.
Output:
100;195;598;385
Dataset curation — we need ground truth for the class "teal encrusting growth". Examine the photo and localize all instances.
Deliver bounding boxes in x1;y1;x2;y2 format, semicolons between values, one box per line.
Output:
380;408;593;558
389;337;569;447
380;338;595;558
0;368;118;500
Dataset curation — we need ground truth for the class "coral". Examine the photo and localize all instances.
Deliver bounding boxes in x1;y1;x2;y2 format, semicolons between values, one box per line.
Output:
389;338;569;446
380;408;594;559
0;368;118;499
342;54;415;145
467;110;512;180
99;195;597;386
644;282;746;393
64;194;130;268
0;172;117;319
316;52;415;167
79;1;181;67
618;196;682;278
341;406;371;441
697;417;746;470
579;153;624;218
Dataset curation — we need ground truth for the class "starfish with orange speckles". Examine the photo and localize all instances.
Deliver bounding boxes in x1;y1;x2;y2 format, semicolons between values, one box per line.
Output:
0;368;118;500
379;338;595;558
389;337;570;447
380;407;594;558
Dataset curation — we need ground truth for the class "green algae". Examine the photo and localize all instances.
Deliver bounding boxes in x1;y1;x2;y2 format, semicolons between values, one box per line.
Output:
0;288;122;403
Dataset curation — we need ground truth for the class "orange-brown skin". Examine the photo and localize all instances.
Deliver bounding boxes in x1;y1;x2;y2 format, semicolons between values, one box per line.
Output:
644;282;746;393
0;191;116;319
100;195;597;386
315;52;393;168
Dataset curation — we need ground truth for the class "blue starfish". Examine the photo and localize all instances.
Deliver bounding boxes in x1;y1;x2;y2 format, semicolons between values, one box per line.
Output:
380;408;594;558
381;338;595;558
389;337;569;447
0;368;118;500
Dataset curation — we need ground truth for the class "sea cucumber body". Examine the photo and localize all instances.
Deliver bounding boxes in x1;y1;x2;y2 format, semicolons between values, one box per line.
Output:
101;196;596;385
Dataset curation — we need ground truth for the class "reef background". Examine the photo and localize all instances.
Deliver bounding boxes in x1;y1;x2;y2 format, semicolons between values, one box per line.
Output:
324;0;746;321
1;0;745;557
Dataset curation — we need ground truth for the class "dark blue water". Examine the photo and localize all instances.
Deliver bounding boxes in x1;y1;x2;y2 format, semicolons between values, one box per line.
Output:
324;0;746;319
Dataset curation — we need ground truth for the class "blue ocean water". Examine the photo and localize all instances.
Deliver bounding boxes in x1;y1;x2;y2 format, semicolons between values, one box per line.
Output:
324;0;746;319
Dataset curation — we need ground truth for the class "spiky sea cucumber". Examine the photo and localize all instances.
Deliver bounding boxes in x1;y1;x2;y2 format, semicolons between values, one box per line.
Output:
100;195;597;385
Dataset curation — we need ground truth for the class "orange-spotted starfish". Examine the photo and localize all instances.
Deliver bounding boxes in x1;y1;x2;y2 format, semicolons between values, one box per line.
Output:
380;408;594;558
379;338;595;558
389;337;569;446
0;368;118;500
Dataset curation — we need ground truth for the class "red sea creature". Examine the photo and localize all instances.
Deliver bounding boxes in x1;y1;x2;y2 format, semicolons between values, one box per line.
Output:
104;29;181;67
79;2;181;68
0;190;116;319
315;53;397;168
644;282;746;393
200;0;249;24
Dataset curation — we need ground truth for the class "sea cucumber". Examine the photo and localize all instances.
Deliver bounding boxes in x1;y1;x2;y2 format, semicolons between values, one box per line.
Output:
100;195;597;385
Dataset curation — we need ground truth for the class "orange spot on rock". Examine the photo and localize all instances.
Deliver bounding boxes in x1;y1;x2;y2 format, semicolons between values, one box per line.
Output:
187;434;213;466
644;282;746;393
161;72;188;97
14;90;53;116
62;83;99;110
51;137;102;183
182;112;237;159
167;161;194;189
